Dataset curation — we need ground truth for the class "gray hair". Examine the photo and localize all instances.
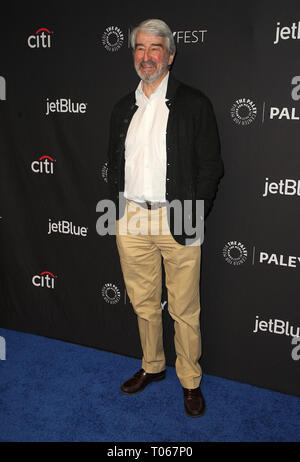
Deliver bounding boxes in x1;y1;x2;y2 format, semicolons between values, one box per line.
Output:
130;19;176;56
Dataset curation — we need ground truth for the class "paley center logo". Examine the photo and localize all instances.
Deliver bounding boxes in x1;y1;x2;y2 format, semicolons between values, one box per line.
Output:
230;98;257;126
28;27;53;48
232;77;300;125
48;218;88;237
46;98;87;115
31;154;55;174
101;282;121;304
102;26;124;52
223;242;300;269
0;76;6;101
32;270;56;289
223;241;248;265
262;177;300;197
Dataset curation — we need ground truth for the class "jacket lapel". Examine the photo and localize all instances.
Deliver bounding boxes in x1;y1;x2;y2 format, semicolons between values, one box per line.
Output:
165;74;180;107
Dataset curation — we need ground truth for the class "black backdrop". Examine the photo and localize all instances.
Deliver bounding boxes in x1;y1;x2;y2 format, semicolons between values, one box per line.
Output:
1;0;300;396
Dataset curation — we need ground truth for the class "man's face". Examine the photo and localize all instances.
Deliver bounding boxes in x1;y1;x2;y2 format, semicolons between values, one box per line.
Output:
134;31;174;83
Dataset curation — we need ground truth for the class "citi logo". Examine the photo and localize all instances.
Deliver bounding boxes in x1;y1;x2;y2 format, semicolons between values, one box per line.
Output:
46;98;87;115
28;27;52;48
31;155;55;174
32;271;56;289
0;76;6;101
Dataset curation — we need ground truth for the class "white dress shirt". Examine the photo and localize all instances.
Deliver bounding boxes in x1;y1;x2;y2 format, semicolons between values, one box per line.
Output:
124;72;169;203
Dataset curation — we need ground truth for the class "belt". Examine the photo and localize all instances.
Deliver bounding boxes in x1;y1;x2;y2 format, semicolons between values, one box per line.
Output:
129;200;166;210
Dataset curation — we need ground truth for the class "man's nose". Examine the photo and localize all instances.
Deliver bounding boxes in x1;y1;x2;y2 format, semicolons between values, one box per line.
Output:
142;48;150;61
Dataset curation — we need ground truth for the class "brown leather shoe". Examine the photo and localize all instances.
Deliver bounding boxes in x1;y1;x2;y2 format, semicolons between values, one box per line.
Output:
121;368;166;395
183;387;206;417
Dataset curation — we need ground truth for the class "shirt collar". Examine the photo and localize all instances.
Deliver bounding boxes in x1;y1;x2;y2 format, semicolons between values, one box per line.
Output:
135;72;170;106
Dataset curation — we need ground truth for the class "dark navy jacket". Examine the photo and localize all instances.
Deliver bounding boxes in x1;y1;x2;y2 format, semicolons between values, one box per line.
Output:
107;75;224;245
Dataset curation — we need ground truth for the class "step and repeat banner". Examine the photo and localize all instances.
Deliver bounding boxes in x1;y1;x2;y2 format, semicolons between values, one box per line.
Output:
0;1;299;396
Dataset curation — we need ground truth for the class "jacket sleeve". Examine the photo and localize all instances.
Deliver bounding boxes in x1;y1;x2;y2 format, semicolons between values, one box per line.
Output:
194;96;224;216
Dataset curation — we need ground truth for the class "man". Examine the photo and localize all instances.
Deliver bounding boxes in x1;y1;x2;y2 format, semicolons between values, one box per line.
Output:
107;19;223;417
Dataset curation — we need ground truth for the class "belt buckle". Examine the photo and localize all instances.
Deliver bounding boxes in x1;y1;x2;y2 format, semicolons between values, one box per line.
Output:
145;201;152;209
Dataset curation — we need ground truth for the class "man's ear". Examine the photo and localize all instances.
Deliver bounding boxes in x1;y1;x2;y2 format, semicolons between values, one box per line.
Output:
168;52;175;67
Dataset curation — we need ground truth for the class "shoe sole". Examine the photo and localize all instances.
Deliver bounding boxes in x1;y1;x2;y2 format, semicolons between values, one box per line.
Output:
121;373;166;395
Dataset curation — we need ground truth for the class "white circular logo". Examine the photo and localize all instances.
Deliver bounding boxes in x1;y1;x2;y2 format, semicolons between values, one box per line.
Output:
101;161;108;183
102;26;124;52
230;98;257;125
223;241;248;265
101;283;121;304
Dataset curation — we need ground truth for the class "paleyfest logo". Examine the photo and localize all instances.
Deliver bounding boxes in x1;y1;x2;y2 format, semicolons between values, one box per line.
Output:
101;283;121;304
231;98;257;126
102;26;124;52
223;241;248;265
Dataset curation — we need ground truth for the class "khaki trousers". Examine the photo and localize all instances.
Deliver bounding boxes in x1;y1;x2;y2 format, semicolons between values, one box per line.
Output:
116;200;202;389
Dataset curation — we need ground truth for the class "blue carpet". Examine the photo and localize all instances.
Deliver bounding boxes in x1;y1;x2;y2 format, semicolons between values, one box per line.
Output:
0;327;299;442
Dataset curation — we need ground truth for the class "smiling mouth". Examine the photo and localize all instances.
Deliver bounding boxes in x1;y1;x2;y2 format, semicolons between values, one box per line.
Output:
140;61;156;70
